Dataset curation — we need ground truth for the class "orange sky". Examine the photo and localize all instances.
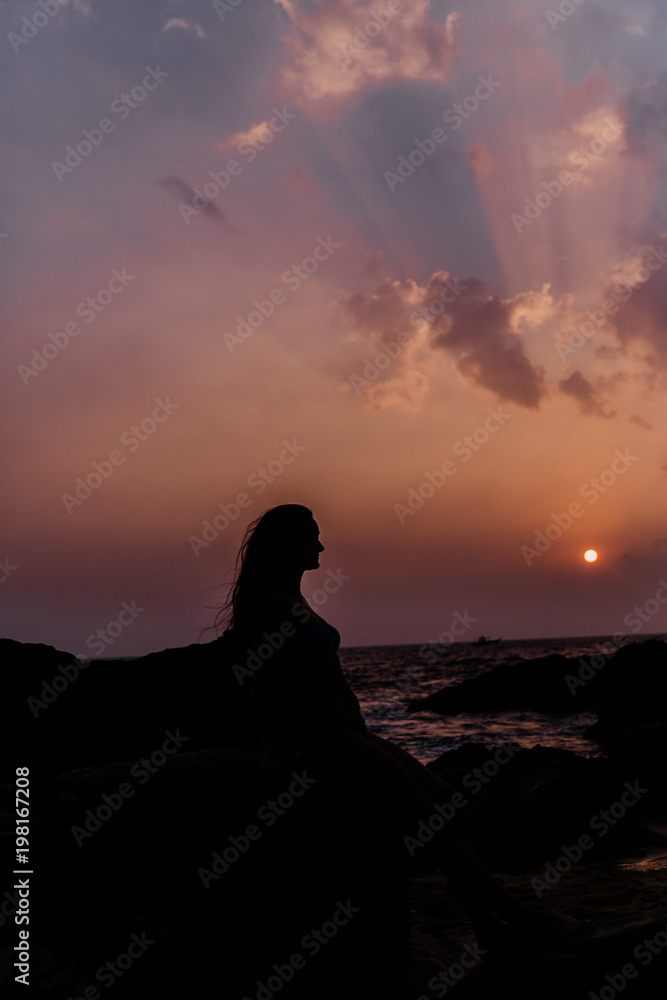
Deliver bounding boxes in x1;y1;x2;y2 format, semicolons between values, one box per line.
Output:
2;0;666;654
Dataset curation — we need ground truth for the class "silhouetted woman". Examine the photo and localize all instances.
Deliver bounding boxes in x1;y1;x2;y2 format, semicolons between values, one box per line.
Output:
215;503;584;950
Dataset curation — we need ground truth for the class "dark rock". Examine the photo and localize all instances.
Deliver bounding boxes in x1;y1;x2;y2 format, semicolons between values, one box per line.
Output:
425;742;666;871
450;916;667;1000
408;653;589;714
2;638;413;999
5;634;667;997
611;724;667;813
408;640;667;722
30;749;411;999
1;635;251;783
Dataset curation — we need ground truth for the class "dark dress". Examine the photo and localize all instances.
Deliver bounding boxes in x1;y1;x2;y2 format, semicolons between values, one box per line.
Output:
277;618;367;755
232;602;367;762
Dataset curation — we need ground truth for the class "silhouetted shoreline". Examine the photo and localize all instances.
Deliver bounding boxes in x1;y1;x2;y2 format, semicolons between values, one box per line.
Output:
3;635;667;998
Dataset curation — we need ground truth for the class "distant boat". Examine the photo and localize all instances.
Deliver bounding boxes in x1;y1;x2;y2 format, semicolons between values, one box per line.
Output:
473;635;502;645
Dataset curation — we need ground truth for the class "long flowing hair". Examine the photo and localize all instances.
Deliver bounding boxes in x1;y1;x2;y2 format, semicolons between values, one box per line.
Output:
211;503;314;640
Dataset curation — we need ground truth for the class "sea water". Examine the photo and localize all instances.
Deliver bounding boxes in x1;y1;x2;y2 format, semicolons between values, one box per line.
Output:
338;635;664;764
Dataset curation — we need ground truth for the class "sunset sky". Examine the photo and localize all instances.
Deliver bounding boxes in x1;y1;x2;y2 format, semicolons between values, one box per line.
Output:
2;0;667;656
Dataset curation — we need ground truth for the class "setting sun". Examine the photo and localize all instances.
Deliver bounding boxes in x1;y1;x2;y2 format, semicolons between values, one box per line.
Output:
584;549;599;563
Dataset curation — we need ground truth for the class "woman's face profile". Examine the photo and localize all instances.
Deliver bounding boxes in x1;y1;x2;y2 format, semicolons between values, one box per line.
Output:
299;518;324;571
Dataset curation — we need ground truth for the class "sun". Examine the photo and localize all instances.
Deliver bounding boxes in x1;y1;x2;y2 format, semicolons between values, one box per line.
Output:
583;549;598;563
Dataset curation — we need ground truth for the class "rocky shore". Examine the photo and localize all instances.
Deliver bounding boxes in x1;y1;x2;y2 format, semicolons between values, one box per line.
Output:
1;635;666;998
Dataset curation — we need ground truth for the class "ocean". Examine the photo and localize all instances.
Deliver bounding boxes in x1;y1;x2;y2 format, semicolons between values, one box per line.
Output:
338;635;664;764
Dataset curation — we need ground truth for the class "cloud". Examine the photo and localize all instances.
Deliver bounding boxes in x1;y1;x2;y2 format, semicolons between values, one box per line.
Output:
340;271;554;411
221;119;283;151
340;276;433;411
622;536;667;568
72;0;93;16
157;176;238;231
275;0;460;114
429;279;548;410
466;141;495;178
162;18;205;39
558;371;614;418
629;413;653;430
604;240;667;362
